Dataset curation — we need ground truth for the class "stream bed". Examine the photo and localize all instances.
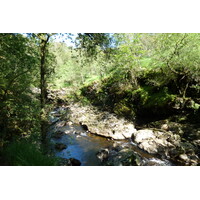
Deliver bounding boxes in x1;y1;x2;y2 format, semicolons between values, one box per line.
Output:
48;106;174;166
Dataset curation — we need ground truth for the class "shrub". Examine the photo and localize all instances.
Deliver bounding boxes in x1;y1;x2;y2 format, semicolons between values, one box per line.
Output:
4;140;58;166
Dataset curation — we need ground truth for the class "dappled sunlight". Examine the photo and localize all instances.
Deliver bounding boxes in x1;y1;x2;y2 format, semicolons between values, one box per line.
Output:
1;33;200;166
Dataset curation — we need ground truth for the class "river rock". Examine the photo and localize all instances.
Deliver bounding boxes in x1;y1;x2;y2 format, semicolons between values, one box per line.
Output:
96;149;109;161
179;154;189;162
58;158;81;166
131;129;181;155
131;128;200;165
69;158;81;166
133;129;156;142
52;130;65;139
104;148;140;166
68;103;137;140
55;143;67;151
87;122;136;140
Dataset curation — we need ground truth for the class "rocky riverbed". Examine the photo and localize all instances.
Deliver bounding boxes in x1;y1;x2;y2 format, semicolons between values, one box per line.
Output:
47;102;200;166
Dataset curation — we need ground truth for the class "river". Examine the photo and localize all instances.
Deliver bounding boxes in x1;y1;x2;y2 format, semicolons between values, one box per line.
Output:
48;106;174;166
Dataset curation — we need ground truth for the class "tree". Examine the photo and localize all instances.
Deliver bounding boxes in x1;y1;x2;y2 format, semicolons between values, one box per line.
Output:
112;33;145;87
152;33;200;98
76;33;113;57
31;33;56;144
0;33;114;164
0;33;40;141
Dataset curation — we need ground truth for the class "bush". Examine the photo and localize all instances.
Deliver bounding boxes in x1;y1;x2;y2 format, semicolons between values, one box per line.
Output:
4;140;58;166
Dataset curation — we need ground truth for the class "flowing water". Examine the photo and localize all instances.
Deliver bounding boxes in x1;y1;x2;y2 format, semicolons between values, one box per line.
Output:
48;107;174;166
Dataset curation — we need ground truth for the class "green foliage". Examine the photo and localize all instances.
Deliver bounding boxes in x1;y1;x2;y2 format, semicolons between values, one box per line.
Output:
54;33;200;123
0;34;40;140
1;32;200;165
138;87;175;109
112;33;146;86
76;33;113;57
4;140;58;166
150;33;200;96
49;41;114;90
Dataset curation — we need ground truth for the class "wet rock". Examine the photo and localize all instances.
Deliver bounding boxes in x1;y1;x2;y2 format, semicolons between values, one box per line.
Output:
69;158;81;166
106;149;139;166
58;158;81;166
58;158;72;166
55;143;67;151
52;130;64;139
96;147;140;166
96;149;109;162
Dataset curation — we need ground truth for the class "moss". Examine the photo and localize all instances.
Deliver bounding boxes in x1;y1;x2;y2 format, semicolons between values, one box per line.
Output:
113;99;135;119
145;90;175;108
131;86;174;108
80;72;181;120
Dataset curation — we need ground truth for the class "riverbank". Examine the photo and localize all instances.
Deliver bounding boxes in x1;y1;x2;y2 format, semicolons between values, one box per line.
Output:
47;100;200;166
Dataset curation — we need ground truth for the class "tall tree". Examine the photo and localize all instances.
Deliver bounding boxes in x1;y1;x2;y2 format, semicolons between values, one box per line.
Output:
34;33;55;143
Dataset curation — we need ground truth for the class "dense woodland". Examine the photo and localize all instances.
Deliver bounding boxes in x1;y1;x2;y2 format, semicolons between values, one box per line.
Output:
0;33;200;166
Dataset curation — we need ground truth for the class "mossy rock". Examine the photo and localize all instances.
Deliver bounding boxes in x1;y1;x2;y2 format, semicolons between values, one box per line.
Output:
104;150;140;166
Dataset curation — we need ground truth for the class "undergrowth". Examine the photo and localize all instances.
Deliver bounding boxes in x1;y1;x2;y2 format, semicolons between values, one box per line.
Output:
3;139;58;166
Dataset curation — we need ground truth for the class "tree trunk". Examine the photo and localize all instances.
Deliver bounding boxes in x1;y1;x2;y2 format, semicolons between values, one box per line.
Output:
39;35;50;144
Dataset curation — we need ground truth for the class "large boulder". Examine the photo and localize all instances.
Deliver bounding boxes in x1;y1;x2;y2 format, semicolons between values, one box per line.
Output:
97;147;140;166
87;121;136;140
68;103;137;140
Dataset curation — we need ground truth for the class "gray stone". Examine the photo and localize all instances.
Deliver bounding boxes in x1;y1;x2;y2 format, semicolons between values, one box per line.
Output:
131;129;181;155
96;149;109;161
67;103;137;140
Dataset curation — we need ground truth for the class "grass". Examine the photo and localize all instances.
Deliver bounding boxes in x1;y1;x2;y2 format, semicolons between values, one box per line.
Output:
4;140;58;166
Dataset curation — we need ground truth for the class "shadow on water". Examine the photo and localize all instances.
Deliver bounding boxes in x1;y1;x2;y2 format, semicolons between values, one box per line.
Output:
49;124;116;166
